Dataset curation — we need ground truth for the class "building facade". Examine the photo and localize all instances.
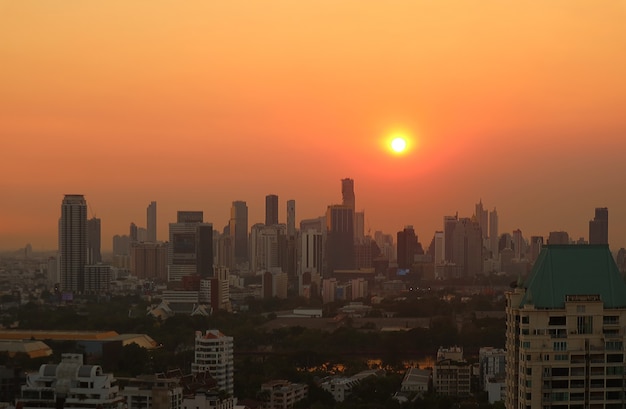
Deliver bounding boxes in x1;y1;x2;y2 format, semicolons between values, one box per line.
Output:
505;245;626;409
59;194;88;293
191;330;234;397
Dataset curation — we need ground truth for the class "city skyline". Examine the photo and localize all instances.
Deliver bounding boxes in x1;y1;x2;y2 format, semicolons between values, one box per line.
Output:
2;1;626;251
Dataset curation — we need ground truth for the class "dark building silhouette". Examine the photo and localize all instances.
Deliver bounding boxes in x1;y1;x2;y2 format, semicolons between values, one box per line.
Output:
229;201;248;265
265;194;279;226
59;194;87;292
196;224;214;278
130;222;138;242
147;201;157;242
341;178;355;210
87;217;101;264
325;205;354;276
443;214;458;262
451;217;483;277
397;226;420;269
547;231;569;245
589;207;608;245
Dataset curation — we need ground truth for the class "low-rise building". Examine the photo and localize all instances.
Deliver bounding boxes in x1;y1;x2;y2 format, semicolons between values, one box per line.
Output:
433;346;470;397
400;368;430;395
259;380;308;409
121;376;184;409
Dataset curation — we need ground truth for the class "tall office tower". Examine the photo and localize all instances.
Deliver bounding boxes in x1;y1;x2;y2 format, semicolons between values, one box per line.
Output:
168;211;213;281
341;178;355;210
59;195;88;293
191;330;234;396
397;226;418;270
589;207;609;245
443;214;458;262
529;236;543;264
433;231;445;265
475;199;489;240
512;229;525;259
489;208;499;259
286;199;296;236
87;217;101;264
130;222;138;242
355;211;365;244
229;201;248;265
547;231;570;245
130;242;168;280
325;205;355;276
147;201;157;242
505;245;626;409
249;223;287;272
452;218;483;277
265;194;279;226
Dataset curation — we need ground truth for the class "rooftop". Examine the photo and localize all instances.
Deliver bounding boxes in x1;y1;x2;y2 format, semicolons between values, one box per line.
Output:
519;245;626;309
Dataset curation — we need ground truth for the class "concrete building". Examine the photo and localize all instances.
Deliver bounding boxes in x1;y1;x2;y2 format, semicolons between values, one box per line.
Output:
433;346;470;397
131;242;168;281
397;226;419;270
59;194;88;293
250;224;287;273
84;264;111;294
262;270;288;299
589;207;609;245
489;208;499;260
265;194;279;226
478;347;506;389
191;330;234;397
259;380;308;409
121;376;183;409
182;390;234;409
319;370;382;403
16;354;124;409
400;368;430;395
229;201;248;266
451;218;483;278
87;217;101;265
300;230;323;276
505;244;626;409
147;201;157;243
325;205;354;276
168;212;213;282
286;200;296;238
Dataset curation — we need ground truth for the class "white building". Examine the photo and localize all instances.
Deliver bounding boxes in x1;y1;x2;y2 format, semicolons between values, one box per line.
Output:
259;380;308;409
191;330;234;397
182;390;234;409
16;353;124;409
478;347;505;389
400;368;430;394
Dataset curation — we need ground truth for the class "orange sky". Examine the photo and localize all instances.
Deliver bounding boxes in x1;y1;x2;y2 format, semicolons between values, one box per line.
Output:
2;1;626;251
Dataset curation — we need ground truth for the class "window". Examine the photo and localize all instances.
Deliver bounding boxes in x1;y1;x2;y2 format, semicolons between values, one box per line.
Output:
606;341;623;351
555;354;568;361
522;316;529;324
577;316;593;334
522;341;531;348
549;316;566;326
553;341;567;351
604;315;619;325
576;305;585;313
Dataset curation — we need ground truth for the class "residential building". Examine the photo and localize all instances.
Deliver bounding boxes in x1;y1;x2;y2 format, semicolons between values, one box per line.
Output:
59;194;88;293
433;346;470;397
121;376;183;409
259;380;308;409
478;347;506;389
16;354;124;409
84;264;111;294
191;330;234;397
505;244;626;409
131;242;168;281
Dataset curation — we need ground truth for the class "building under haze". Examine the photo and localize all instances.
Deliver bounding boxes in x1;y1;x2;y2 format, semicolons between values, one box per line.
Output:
168;211;213;281
325;205;355;276
265;194;279;226
505;244;626;409
397;226;419;270
287;199;296;237
59;194;88;293
147;201;157;242
87;217;101;265
589;207;608;245
229;201;248;266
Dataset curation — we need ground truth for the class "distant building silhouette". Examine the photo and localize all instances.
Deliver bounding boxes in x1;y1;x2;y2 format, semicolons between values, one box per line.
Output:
146;201;157;242
59;194;87;293
475;200;488;241
451;217;483;277
341;178;355;211
443;214;458;263
397;226;419;270
229;201;248;265
489;208;499;259
87;217;101;264
265;194;279;226
325;205;354;276
168;211;213;281
589;207;608;245
287;199;296;237
547;231;570;245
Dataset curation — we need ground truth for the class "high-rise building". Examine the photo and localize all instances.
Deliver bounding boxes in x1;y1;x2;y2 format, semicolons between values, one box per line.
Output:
529;235;543;264
287;199;296;237
341;178;355;211
131;242;168;280
191;330;234;396
397;226;418;270
325;205;354;276
512;228;525;260
59;194;88;293
249;223;287;273
130;222;138;243
451;218;483;277
168;212;213;281
147;201;157;242
589;207;609;245
355;211;365;244
547;231;570;245
87;217;101;265
229;201;248;265
489;208;499;259
265;194;279;226
505;245;626;409
475;200;489;240
443;214;458;262
301;229;323;275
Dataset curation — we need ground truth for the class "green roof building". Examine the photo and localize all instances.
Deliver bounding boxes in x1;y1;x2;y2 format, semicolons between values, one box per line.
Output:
505;245;626;409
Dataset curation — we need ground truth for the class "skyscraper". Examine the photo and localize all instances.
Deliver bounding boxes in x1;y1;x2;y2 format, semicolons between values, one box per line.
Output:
397;226;418;270
505;245;626;409
168;211;213;281
489;208;499;260
147;201;157;242
229;201;248;265
286;199;296;237
589;207;608;245
191;330;234;396
59;194;87;292
443;214;458;262
341;178;355;211
87;217;101;265
325;205;354;276
451;217;483;277
475;199;488;240
265;194;279;226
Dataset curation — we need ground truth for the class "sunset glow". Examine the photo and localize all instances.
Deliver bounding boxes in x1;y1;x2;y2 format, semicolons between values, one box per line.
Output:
1;1;626;250
391;137;407;154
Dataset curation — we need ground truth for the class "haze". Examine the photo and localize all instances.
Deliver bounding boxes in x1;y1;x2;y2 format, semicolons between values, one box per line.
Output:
2;1;626;251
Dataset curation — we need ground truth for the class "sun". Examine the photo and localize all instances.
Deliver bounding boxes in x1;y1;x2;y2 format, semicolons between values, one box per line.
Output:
391;137;407;153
